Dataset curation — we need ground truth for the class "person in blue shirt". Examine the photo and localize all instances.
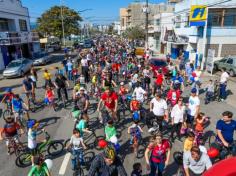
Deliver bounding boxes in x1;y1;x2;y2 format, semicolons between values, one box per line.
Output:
216;111;236;158
11;94;29;121
22;74;35;104
171;72;185;91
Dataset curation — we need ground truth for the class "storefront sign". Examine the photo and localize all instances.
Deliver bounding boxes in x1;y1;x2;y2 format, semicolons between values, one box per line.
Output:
190;5;207;26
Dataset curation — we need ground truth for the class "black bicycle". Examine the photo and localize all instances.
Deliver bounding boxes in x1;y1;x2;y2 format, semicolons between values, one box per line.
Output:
67;148;85;176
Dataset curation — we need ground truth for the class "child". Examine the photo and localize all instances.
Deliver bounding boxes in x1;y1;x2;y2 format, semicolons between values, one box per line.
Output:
128;120;143;145
195;112;206;133
75;114;91;138
183;131;195;152
1;88;14;108
105;120;117;142
198;137;207;154
131;162;142;176
45;86;56;111
130;95;140;112
205;79;214;104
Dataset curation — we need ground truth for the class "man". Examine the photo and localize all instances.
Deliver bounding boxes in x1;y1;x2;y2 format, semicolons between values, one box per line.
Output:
148;91;168;132
97;87;118;121
74;87;90;118
183;146;212;176
88;145;127;176
219;68;229;101
81;56;89;83
54;74;69;102
215;111;236;157
187;88;200;128
22;74;35;106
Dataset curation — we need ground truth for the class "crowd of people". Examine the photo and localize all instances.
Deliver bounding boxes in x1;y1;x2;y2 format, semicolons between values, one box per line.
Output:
0;35;236;176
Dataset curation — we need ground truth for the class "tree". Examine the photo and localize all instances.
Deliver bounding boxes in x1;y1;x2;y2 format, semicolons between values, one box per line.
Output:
122;26;145;40
37;6;82;39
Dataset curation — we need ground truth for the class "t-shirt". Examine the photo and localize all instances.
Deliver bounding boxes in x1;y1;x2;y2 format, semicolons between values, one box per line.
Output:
4;93;14;102
151;98;167;116
28;163;49;176
66;62;73;71
171;104;185;124
28;129;37;149
74;84;80;93
12;98;23;112
101;92;118;109
105;126;117;141
133;87;146;102
75;93;89;110
216;119;236;143
23;78;33;91
132;73;138;83
155;74;164;86
3;122;20;137
70;135;83;150
131;100;140;111
184;138;194;152
81;58;88;67
55;76;67;88
43;72;51;80
220;71;229;83
76;120;86;136
143;69;150;77
149;139;170;163
167;90;181;105
188;96;200;116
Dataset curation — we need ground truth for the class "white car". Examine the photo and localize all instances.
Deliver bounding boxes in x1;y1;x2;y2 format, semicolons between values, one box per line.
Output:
33;52;53;66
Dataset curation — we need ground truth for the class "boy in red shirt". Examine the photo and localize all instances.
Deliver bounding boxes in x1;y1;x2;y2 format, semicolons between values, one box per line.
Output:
167;86;181;107
1;88;14;109
130;95;140;112
153;69;165;96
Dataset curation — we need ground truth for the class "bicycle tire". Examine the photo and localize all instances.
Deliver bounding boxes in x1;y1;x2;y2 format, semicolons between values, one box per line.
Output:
15;152;32;167
47;141;64;156
3;109;12;120
73;168;84;176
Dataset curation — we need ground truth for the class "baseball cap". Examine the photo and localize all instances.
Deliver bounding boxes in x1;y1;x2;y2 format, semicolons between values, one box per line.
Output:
191;88;197;94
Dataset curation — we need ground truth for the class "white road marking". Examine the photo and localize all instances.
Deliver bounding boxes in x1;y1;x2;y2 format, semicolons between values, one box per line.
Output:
58;152;71;175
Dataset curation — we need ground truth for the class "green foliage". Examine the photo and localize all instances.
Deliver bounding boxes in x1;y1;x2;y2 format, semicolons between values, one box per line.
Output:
122;26;145;40
37;6;82;38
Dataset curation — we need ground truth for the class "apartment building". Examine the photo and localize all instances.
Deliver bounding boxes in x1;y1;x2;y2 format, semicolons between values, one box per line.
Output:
0;0;40;70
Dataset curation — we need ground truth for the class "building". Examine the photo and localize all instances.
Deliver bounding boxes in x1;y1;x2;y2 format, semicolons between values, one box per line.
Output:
113;21;121;35
120;8;128;33
165;0;236;68
0;0;40;70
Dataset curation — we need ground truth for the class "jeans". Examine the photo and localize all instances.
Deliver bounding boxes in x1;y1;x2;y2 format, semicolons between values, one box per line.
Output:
71;149;84;170
205;91;214;104
68;70;72;80
219;83;227;100
149;161;165;176
57;87;68;100
170;122;182;140
186;114;194;127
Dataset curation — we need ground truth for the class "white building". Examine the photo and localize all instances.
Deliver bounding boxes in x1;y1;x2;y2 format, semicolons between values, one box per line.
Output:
166;0;236;68
113;21;121;35
0;0;40;70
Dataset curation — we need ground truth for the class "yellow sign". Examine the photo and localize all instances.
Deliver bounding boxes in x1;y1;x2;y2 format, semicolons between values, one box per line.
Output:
190;5;207;26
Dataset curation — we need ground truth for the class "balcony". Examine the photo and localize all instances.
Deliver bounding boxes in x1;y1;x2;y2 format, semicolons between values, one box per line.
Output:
0;31;39;45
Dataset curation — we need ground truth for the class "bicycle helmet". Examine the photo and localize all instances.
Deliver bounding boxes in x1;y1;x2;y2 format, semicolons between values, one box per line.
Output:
103;145;116;160
173;152;183;165
5;116;14;123
207;147;219;158
27;119;39;129
133;111;140;121
98;139;108;148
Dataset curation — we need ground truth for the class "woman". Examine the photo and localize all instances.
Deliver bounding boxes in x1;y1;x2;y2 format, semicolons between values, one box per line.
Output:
145;133;171;176
170;97;185;142
66;129;87;168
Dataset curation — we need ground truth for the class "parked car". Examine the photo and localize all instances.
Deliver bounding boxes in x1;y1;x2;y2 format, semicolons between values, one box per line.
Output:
3;58;33;78
214;56;236;76
83;39;94;48
33;52;53;66
149;58;169;77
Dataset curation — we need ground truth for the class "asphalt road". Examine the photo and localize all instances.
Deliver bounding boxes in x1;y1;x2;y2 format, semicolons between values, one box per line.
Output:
0;55;236;176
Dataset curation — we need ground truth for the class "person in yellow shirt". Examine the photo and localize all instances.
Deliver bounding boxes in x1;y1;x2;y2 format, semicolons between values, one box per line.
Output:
183;131;195;152
43;69;52;88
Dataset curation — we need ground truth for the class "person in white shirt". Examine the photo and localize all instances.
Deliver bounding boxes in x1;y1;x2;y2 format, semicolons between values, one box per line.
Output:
81;57;89;83
132;82;147;103
148;91;168;132
187;88;200;128
142;66;151;91
170;97;185;142
219;68;229;101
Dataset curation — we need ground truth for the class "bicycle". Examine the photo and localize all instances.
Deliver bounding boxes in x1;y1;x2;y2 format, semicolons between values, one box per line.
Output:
173;151;185;176
59;88;67;108
15;131;64;167
2;135;25;156
25;92;36;113
10;109;28;128
2;99;12;119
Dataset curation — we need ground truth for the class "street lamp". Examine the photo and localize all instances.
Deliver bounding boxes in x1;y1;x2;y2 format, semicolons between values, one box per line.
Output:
60;0;65;46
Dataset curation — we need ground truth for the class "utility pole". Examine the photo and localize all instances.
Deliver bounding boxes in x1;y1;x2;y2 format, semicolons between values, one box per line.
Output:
60;0;65;46
145;0;149;49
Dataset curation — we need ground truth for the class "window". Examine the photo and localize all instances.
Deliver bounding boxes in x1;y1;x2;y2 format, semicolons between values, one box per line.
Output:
175;16;181;28
184;14;190;27
224;9;236;27
156;19;160;26
19;19;27;31
227;58;233;64
0;18;9;31
208;9;222;26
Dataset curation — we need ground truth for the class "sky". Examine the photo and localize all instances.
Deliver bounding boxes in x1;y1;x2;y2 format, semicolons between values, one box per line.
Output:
22;0;166;24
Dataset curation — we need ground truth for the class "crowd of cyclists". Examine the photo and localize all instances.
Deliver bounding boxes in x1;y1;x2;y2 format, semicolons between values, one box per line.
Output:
0;35;236;176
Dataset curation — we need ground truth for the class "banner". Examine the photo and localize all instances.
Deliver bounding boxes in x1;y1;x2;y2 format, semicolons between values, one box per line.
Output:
190;5;207;26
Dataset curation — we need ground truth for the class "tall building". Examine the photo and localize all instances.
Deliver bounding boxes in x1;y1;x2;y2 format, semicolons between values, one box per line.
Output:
120;8;128;33
0;0;40;70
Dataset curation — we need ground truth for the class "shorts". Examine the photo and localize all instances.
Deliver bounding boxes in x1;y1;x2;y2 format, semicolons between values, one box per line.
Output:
29;147;38;156
186;114;194;124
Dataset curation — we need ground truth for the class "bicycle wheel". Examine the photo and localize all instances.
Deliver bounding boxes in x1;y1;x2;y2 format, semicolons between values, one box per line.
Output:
15;152;32;167
3;109;12;120
47;141;64;156
73;168;84;176
208;133;217;148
